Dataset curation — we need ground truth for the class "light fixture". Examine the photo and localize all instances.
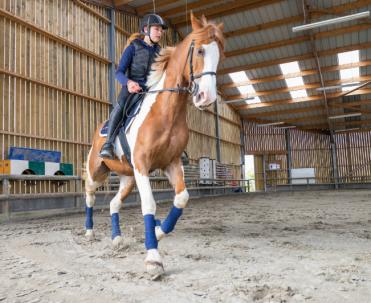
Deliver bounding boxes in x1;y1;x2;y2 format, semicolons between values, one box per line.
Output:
257;122;285;127
316;82;361;91
329;113;362;119
279;125;297;129
292;11;370;32
335;127;360;133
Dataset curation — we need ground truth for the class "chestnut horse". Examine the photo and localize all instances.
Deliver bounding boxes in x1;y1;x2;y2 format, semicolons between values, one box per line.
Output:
84;13;224;278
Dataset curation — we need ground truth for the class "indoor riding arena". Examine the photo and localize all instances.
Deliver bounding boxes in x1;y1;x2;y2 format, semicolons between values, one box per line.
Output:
1;0;371;302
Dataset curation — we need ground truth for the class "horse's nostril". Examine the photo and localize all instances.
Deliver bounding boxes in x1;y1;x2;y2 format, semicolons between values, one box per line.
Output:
197;92;205;102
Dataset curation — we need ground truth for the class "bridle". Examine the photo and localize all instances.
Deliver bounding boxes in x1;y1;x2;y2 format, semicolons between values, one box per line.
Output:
137;39;217;97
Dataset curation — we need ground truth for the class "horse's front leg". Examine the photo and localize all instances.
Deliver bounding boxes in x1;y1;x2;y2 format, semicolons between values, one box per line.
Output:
134;168;164;278
156;158;189;241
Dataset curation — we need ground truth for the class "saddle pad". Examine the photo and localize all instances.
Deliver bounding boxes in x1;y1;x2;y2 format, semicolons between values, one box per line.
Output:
99;93;145;137
99;120;109;137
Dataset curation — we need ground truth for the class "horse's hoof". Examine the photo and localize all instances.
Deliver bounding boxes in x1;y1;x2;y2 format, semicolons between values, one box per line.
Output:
155;226;165;242
112;236;127;250
85;229;95;241
145;261;164;280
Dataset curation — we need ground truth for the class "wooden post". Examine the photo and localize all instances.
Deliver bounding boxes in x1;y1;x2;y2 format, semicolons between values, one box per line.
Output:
285;129;292;184
214;101;221;163
108;8;116;106
2;178;10;220
240;118;246;180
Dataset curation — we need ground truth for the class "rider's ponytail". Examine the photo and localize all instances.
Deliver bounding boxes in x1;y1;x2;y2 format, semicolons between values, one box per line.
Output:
125;32;144;49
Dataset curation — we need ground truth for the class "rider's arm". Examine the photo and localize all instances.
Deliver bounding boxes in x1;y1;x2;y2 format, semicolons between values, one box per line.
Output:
115;44;135;86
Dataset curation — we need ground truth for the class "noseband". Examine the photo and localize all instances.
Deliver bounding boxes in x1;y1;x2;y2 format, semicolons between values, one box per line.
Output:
138;40;217;97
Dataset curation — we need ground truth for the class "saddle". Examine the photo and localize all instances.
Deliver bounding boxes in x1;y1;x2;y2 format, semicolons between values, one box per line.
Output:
99;93;145;167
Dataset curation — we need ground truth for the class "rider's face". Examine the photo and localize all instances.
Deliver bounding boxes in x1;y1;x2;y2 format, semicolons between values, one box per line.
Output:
146;25;163;43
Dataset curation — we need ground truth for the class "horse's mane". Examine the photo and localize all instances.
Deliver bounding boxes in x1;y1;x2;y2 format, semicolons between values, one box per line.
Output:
146;47;175;88
146;16;224;89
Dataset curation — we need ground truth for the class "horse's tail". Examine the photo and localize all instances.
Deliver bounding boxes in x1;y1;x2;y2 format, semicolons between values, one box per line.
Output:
125;32;144;49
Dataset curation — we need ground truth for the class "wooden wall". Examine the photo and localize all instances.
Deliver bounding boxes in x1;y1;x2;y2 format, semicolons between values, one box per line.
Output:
0;0;242;195
0;0;111;179
243;121;371;184
335;130;371;182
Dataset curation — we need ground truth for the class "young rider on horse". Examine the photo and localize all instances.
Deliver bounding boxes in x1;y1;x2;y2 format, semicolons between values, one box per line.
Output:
99;14;167;159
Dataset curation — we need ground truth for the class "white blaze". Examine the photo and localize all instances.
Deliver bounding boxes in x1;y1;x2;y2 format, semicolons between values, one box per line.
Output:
193;41;220;109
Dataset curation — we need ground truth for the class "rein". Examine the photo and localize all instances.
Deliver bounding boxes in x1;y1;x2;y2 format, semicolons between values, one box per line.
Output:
137;40;217;97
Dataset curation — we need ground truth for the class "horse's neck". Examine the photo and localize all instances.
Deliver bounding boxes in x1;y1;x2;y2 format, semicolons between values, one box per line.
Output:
154;47;189;123
157;73;188;124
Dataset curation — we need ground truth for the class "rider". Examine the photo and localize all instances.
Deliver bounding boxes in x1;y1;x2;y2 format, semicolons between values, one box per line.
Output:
99;14;168;159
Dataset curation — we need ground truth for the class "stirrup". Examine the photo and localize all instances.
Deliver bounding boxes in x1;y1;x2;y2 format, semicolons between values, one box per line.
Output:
99;143;115;159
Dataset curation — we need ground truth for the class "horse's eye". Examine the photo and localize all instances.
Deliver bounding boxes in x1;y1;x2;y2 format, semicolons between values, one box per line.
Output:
197;47;205;56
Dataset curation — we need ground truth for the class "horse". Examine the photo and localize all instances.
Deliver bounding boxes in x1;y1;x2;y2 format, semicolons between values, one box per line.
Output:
84;13;224;278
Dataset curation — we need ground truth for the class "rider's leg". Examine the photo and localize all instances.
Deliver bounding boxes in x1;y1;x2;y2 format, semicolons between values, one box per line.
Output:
100;87;130;159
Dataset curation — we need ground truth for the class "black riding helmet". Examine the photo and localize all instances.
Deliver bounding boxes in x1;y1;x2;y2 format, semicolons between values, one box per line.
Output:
140;14;168;43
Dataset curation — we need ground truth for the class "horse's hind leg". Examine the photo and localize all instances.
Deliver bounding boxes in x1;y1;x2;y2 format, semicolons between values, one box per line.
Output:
110;175;135;248
84;148;109;240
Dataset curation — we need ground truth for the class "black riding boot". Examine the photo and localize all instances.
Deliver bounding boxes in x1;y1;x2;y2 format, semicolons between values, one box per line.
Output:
99;104;124;159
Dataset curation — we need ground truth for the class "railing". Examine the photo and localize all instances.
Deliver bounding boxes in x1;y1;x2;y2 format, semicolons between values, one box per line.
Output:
1;174;371;221
264;176;371;191
0;175;253;221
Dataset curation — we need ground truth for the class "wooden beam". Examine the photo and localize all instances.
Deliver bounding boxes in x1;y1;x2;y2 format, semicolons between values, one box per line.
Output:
114;0;134;5
225;16;302;38
219;41;371;75
331;103;371;115
243;116;326;134
0;8;111;64
171;0;283;27
222;0;370;39
224;23;371;58
242;104;325;118
74;0;111;23
331;98;371;108
234;88;371;110
137;0;174;15
304;118;371;129
0;68;111;105
220;61;371;89
246;114;328;126
161;0;219;18
225;76;371;100
241;99;371;120
309;0;371;16
80;0;115;9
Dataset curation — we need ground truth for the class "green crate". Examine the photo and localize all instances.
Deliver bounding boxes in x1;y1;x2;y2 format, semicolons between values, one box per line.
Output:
29;161;45;175
60;163;73;175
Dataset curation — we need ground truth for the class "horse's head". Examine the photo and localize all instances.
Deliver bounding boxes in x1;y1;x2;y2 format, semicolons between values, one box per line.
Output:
184;13;225;110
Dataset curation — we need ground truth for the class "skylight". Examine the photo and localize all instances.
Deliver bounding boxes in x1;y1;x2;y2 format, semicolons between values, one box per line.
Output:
279;61;308;99
228;71;261;104
338;50;360;91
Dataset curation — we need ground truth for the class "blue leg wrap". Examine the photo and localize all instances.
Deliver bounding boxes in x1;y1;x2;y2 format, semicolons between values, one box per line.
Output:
111;213;121;239
155;219;161;227
144;214;158;250
161;206;183;234
85;207;93;229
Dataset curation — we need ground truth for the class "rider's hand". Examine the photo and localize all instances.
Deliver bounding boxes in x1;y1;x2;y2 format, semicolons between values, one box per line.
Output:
127;80;142;93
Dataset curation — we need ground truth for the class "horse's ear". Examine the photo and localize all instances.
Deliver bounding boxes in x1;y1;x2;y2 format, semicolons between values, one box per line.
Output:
201;14;207;25
190;11;203;30
217;22;224;32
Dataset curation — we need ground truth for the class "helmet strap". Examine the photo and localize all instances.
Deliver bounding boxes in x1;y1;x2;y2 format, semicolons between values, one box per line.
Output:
146;25;158;45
